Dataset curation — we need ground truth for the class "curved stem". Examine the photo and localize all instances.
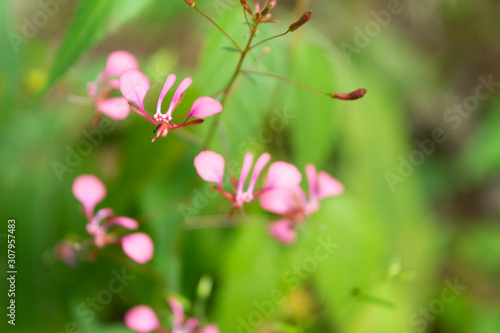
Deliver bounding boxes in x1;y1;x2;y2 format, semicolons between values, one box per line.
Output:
250;31;289;50
194;6;242;53
243;8;252;30
240;69;330;96
203;20;261;149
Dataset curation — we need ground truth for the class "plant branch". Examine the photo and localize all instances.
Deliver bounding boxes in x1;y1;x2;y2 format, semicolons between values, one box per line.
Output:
250;31;289;50
240;69;330;96
194;6;242;53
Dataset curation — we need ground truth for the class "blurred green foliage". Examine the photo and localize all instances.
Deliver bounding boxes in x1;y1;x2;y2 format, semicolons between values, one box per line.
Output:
1;0;499;333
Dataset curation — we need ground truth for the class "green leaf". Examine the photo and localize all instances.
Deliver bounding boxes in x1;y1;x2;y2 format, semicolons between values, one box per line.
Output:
285;32;354;168
40;0;114;98
40;0;155;99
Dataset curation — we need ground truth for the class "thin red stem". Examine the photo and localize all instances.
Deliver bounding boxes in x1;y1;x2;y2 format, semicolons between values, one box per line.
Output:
194;6;242;53
240;69;330;96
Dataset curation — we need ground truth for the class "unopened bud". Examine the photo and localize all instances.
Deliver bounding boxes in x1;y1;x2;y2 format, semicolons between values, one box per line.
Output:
331;88;367;101
261;4;272;17
184;0;195;7
289;10;312;32
240;0;253;15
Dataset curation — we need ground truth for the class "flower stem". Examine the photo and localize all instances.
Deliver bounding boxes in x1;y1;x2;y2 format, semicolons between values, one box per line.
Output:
194;6;242;53
203;19;261;149
250;31;289;50
240;69;330;96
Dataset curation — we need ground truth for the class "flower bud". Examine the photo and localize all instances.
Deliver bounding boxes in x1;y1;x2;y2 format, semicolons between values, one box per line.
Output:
240;0;253;15
184;0;195;7
289;10;312;32
331;88;367;101
261;4;273;17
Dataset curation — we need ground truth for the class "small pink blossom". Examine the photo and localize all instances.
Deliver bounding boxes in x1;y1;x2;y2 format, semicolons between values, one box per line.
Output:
260;164;344;244
125;297;219;333
124;305;160;333
72;174;154;264
122;233;154;264
194;151;301;215
87;51;138;120
120;70;222;142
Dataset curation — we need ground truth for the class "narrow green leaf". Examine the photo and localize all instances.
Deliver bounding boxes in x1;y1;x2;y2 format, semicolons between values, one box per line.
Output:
40;0;114;98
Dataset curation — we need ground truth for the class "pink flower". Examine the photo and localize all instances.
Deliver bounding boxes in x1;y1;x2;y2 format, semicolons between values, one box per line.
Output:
124;298;219;333
260;164;344;244
124;305;160;333
72;174;154;263
194;151;301;214
87;51;139;120
119;70;223;142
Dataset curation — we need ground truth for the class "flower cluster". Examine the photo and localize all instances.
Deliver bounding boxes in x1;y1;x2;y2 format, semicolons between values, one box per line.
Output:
194;151;302;214
87;50;139;120
60;0;367;330
125;297;219;333
260;164;344;244
71;174;154;264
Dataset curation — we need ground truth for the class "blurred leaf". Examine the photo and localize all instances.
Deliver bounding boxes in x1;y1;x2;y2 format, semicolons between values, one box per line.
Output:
40;0;154;98
286;35;343;167
40;0;114;98
0;0;20;121
460;97;500;185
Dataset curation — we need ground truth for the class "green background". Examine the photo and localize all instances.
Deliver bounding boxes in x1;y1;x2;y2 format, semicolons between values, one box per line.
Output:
1;0;499;332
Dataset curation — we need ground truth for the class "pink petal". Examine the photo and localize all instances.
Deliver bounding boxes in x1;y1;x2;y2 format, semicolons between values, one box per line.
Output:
185;318;200;331
166;77;192;119
105;216;139;230
87;207;114;235
265;162;302;190
87;81;97;98
194;151;225;188
259;188;297;215
237;153;254;195
103;51;139;79
156;74;176;119
124;305;160;333
72;175;106;221
96;97;130;120
246;153;271;194
200;325;220;333
107;78;120;90
121;232;154;264
168;297;185;329
119;69;155;124
318;171;344;200
187;96;223;120
268;220;297;245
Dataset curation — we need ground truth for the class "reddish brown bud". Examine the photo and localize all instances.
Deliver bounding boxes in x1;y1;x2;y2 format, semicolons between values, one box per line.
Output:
240;0;253;15
289;10;313;32
331;88;367;101
184;0;195;7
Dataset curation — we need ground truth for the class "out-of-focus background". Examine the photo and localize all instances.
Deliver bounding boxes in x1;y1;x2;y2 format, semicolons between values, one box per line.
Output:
1;0;499;332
